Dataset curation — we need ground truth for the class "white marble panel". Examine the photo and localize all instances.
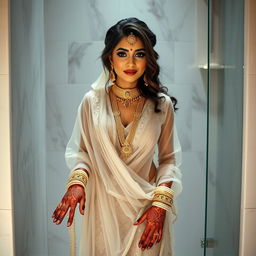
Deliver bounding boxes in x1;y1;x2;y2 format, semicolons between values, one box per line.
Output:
0;210;14;256
168;83;193;152
174;41;202;85
155;41;175;84
46;41;68;85
46;84;90;151
173;151;205;256
47;151;70;206
68;41;104;84
45;0;122;41
119;0;195;42
47;204;69;256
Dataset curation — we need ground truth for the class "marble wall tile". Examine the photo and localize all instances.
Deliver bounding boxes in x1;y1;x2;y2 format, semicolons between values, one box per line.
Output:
46;85;90;151
0;210;14;256
46;41;68;85
155;41;175;84
68;41;104;84
168;84;194;152
45;0;122;41
47;151;70;206
119;0;195;42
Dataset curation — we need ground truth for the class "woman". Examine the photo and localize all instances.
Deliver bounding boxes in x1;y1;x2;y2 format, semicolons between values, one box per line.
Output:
52;17;182;256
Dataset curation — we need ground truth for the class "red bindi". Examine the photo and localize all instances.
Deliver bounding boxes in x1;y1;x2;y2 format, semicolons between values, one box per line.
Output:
130;49;133;51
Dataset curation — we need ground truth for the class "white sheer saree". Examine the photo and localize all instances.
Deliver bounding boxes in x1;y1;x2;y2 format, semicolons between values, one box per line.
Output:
65;72;182;256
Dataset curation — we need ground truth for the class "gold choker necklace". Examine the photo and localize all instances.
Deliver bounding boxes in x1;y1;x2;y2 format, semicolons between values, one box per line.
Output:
112;83;141;100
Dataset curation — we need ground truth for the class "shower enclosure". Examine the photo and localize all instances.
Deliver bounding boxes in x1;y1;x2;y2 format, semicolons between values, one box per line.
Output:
203;0;244;255
8;0;244;255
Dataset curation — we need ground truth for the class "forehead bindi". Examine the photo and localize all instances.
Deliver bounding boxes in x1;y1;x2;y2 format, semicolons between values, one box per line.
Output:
115;37;144;51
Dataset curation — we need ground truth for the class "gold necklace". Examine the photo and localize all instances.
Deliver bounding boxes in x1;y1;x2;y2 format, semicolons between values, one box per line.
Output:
109;88;146;159
111;83;141;107
116;95;142;108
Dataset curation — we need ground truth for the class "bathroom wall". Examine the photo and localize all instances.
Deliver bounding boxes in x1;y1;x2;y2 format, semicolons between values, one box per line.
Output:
10;0;48;255
45;0;207;255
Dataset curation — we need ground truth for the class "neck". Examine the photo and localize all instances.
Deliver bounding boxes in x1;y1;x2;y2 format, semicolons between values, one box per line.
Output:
115;83;137;89
115;78;138;89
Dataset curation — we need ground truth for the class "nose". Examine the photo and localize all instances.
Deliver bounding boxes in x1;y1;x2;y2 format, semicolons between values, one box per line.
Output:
127;55;136;66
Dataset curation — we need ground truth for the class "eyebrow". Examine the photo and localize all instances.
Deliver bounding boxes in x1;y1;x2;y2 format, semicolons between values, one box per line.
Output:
116;47;145;52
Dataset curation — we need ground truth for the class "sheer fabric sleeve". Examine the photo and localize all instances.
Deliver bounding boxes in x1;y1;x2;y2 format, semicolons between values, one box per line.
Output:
65;95;92;174
156;97;183;197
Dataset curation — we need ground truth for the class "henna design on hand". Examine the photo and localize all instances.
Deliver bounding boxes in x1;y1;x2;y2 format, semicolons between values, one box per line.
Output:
52;184;85;227
134;206;166;251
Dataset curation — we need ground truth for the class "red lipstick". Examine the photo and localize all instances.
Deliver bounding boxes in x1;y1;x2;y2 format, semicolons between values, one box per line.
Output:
124;69;137;75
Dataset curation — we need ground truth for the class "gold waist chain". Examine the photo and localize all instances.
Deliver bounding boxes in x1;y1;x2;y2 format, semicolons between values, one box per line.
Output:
109;88;146;159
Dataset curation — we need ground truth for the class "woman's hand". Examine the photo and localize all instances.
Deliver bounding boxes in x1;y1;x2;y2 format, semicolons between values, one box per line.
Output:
134;206;166;250
52;184;86;227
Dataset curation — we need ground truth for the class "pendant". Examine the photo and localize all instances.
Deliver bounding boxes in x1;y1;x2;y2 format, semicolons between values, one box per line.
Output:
121;143;133;158
124;100;130;108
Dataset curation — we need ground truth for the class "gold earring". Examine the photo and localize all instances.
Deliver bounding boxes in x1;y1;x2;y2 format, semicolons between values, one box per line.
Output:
143;75;149;86
110;65;116;82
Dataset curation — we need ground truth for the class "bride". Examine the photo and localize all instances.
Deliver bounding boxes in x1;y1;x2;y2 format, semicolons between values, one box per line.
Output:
52;17;182;256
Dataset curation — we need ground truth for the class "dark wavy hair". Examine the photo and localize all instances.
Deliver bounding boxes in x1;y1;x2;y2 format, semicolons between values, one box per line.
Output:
101;17;178;112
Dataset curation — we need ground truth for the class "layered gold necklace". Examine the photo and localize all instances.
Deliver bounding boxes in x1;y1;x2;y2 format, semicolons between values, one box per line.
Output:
111;83;142;108
109;84;146;159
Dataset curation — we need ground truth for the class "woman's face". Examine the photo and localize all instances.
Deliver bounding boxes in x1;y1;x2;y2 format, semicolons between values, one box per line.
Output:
110;36;147;88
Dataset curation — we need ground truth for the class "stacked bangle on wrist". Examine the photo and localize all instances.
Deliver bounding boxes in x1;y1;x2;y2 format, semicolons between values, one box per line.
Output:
152;186;175;213
66;169;89;190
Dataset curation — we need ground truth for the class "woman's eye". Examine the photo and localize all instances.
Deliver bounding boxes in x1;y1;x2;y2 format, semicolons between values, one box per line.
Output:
135;52;146;58
116;51;127;57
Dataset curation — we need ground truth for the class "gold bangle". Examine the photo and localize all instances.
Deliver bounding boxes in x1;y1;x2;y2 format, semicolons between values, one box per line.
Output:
154;186;175;197
153;199;173;208
152;201;172;212
66;169;89;190
70;169;89;181
153;194;174;206
66;180;86;190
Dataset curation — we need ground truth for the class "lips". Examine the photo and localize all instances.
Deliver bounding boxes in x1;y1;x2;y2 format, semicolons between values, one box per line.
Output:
124;69;137;75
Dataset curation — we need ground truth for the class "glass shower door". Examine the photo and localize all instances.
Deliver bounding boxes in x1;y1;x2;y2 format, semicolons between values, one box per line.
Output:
204;0;244;255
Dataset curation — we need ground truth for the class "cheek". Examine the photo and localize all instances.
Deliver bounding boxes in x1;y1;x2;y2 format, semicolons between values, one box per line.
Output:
139;60;147;71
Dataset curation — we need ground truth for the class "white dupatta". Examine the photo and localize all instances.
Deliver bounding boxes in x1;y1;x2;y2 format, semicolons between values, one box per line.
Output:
66;71;182;256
